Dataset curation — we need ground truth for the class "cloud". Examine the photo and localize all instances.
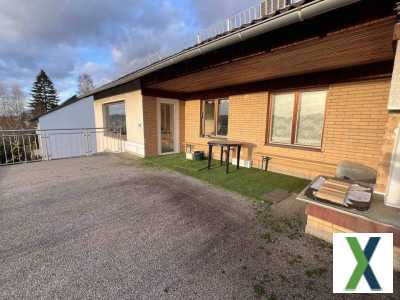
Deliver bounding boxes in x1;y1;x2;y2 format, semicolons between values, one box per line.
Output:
0;0;261;101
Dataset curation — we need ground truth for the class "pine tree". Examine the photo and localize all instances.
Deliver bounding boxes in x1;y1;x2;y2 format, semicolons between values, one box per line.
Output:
29;70;59;117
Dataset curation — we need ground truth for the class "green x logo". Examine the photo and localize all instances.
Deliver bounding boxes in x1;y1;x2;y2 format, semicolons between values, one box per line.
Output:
346;237;381;291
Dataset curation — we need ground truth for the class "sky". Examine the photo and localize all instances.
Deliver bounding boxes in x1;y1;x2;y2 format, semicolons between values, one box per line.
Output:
0;0;258;103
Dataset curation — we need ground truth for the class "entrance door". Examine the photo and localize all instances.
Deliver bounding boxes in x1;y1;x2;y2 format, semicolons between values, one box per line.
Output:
158;99;179;154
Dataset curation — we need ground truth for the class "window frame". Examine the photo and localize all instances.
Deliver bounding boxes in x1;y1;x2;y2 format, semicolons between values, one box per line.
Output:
102;100;127;140
200;98;229;138
267;89;327;151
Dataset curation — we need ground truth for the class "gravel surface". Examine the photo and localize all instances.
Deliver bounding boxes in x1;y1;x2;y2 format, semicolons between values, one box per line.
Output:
0;154;398;299
0;155;264;299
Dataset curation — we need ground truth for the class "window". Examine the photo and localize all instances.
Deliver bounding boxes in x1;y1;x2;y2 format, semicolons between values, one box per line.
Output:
103;101;127;137
203;100;215;136
217;99;229;136
270;93;295;144
201;98;229;137
269;90;327;148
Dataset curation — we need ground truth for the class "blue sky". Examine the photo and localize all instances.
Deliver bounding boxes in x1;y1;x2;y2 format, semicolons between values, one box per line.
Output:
0;0;258;102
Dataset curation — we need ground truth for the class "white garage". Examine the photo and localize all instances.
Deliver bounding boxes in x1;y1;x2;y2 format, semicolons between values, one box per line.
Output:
37;95;98;159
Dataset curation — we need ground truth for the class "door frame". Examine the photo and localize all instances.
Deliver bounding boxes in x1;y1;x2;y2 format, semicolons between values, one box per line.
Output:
157;98;180;155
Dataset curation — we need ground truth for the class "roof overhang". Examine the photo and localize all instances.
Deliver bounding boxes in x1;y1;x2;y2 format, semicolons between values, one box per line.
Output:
83;0;362;98
144;16;395;96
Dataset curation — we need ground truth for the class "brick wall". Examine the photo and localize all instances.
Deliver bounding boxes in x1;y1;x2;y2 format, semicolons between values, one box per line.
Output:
179;101;186;152
143;96;158;156
184;78;391;182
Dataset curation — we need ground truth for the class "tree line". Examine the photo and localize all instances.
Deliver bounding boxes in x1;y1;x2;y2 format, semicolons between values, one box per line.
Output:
0;70;94;130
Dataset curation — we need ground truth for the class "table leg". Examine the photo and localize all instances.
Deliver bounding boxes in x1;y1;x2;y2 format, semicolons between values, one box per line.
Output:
226;145;230;174
220;146;224;166
208;144;212;169
237;145;241;170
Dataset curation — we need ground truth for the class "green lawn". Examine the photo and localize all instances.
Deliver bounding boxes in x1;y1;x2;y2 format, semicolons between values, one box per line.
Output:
141;154;310;202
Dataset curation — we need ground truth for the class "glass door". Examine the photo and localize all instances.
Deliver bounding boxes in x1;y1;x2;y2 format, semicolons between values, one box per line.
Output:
160;103;175;153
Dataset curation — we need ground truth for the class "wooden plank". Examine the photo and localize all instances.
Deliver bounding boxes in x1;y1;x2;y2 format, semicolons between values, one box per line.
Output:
148;17;395;93
313;179;351;205
314;190;346;204
321;184;348;193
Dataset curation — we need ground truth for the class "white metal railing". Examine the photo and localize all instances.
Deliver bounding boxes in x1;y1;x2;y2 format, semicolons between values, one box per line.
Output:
196;2;263;44
140;0;304;69
0;128;125;166
197;0;306;43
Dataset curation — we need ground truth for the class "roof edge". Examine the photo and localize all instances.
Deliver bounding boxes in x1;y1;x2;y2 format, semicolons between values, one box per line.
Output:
82;0;362;98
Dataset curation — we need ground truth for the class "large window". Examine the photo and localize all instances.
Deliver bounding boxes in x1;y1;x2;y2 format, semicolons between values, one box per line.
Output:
269;90;327;148
201;98;229;137
103;101;127;137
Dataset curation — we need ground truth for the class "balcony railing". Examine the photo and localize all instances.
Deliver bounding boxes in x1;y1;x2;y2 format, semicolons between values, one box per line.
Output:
0;128;125;166
196;3;263;44
140;1;305;69
196;0;305;43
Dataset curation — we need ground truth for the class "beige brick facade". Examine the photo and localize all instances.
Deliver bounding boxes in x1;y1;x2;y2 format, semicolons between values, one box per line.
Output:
179;100;186;153
142;96;158;156
184;78;391;183
93;78;393;189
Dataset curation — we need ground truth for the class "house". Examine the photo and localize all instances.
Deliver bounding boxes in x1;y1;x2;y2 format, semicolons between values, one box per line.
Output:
37;95;97;159
84;0;400;268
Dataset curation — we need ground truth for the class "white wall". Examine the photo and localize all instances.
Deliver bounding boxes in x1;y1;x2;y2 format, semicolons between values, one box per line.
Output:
94;84;145;157
38;96;95;130
386;127;400;208
38;96;97;159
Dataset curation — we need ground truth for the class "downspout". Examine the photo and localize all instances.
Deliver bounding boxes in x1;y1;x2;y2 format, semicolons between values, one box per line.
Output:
86;0;362;97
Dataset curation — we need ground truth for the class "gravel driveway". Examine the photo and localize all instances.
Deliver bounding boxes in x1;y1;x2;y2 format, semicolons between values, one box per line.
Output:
0;154;266;299
1;154;398;299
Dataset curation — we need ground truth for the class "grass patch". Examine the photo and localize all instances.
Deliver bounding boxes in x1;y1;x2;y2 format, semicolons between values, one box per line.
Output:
253;284;266;297
287;254;303;266
141;154;309;202
305;267;328;278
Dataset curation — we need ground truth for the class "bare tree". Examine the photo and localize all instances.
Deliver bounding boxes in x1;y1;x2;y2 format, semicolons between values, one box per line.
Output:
0;81;7;116
78;73;94;96
0;82;28;129
10;84;25;118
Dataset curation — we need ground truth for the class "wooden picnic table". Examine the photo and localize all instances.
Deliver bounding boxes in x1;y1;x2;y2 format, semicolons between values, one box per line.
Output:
207;140;243;174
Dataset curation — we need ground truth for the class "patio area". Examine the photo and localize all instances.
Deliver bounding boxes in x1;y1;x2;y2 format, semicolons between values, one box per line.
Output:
142;153;310;202
1;154;398;299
